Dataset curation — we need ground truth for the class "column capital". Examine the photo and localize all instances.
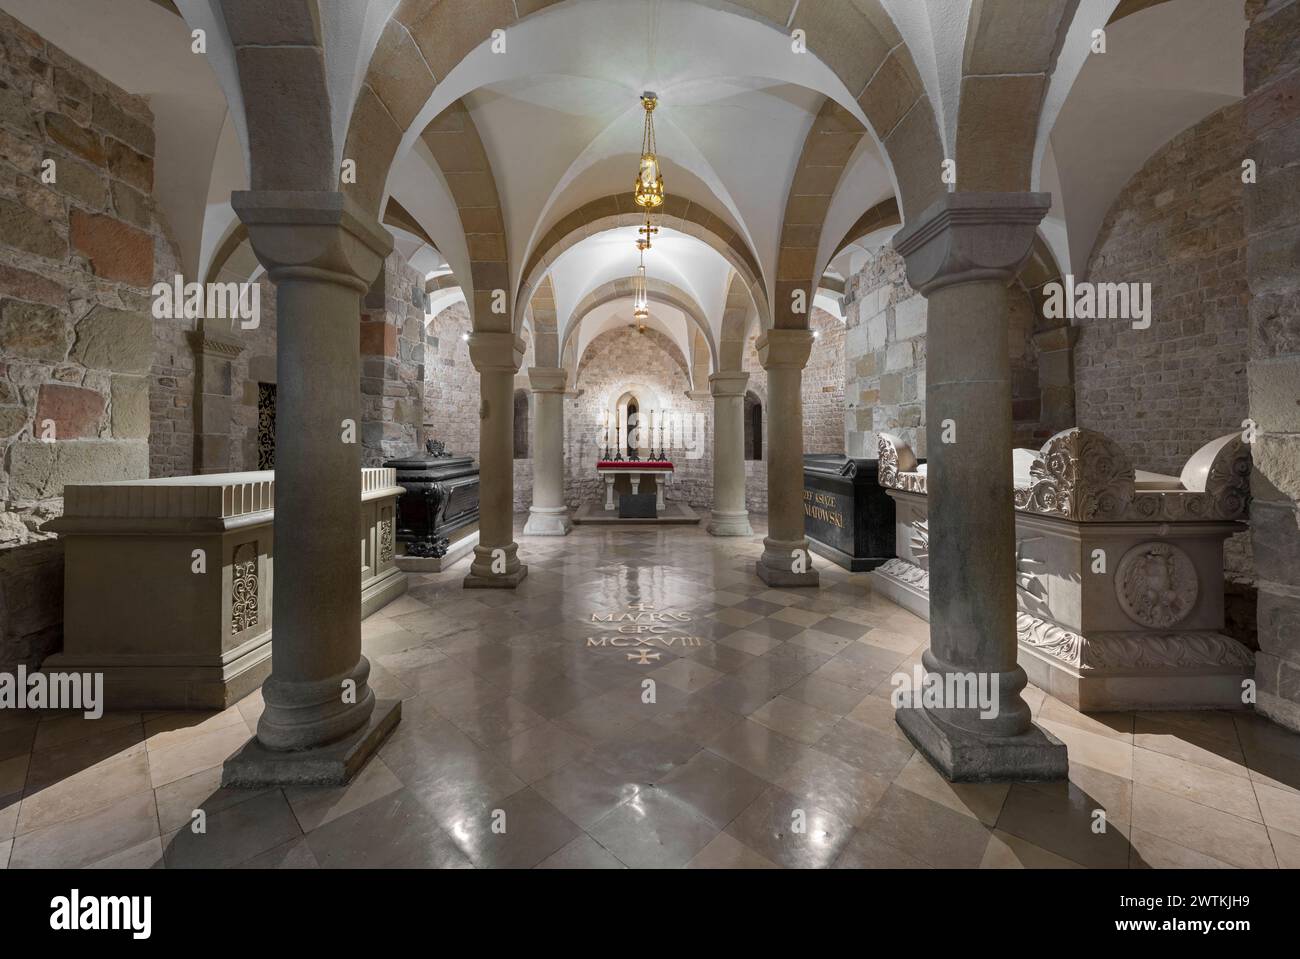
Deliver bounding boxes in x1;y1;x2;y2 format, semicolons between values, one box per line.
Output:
684;389;711;402
468;331;525;374
755;328;814;371
708;370;750;398
892;192;1050;295
231;190;393;293
527;367;568;393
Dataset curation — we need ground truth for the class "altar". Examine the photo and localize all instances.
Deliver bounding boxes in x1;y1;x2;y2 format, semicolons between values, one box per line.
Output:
597;460;674;512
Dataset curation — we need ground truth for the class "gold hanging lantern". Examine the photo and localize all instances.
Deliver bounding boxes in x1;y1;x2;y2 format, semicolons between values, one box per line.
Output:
633;93;665;210
633;252;650;331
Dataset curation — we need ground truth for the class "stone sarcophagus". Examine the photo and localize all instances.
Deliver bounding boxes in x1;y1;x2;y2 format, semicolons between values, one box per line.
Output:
802;454;897;571
873;429;1254;711
384;440;480;570
43;468;407;710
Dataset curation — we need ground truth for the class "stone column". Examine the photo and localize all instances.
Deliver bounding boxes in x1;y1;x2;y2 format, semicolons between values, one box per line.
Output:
523;366;572;536
708;370;753;536
465;331;528;587
755;329;818;586
891;193;1066;782
223;190;399;787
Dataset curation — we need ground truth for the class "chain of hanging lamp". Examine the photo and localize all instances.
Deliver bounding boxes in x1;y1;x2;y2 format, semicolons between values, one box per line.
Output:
632;3;663;335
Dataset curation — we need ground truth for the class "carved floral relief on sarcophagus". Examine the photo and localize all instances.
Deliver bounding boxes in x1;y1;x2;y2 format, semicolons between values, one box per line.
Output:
871;428;1254;711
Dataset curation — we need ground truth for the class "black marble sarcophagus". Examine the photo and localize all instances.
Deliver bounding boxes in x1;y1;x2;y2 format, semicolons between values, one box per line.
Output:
383;440;480;558
802;453;896;572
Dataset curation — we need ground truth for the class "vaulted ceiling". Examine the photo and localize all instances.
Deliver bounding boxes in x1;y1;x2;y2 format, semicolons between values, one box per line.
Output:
5;0;1250;374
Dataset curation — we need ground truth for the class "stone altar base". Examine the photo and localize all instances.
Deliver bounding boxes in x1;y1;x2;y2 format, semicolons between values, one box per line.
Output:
395;527;479;572
222;698;401;787
573;501;700;525
896;705;1069;783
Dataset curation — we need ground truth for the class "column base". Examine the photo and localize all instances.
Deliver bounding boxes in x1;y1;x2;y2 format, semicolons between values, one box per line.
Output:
523;506;573;536
463;543;528;588
756;537;819;587
756;560;820;587
895;704;1067;783
707;510;753;536
222;698;401;787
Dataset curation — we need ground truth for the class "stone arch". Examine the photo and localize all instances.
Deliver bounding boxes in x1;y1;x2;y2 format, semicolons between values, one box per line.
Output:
342;0;935;224
517;193;767;334
719;271;756;371
826;197;902;267
562;277;720;376
418;99;509;332
528;276;560;368
774;3;946;329
216;0;335;192
953;0;1080;192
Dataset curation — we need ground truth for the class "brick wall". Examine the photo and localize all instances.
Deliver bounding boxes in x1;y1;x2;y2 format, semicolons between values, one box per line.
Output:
1074;102;1249;476
0;11;182;666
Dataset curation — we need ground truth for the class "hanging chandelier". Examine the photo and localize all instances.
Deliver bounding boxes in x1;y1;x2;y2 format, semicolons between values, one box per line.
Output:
633;93;665;210
632;252;649;333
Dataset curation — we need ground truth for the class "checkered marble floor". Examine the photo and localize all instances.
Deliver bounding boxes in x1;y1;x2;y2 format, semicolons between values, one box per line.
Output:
3;518;1300;869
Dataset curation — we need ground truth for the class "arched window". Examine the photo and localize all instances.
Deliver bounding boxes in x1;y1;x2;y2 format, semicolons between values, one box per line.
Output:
513;389;530;459
744;391;762;461
626;399;639;458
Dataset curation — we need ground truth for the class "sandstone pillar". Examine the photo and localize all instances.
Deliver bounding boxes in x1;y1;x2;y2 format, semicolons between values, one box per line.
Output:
223;190;399;786
523;366;572;536
891;192;1067;782
1244;0;1300;732
708;371;752;536
465;332;528;587
755;329;818;586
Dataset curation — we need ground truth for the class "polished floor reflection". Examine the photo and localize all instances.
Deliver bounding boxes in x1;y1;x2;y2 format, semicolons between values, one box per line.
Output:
3;519;1300;869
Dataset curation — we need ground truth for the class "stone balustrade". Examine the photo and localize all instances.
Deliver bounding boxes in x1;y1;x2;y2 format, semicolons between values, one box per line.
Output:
41;468;407;709
874;428;1254;711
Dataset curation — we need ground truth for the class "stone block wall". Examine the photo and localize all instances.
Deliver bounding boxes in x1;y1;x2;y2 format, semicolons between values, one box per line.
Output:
423;300;479;462
361;250;426;466
567;327;711;508
843;245;1044;462
0;12;182;667
843;247;929;460
803;307;846;453
1074;102;1249;476
1243;0;1300;731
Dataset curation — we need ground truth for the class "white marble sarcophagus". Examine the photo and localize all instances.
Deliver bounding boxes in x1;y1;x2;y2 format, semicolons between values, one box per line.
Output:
42;468;407;709
873;429;1254;711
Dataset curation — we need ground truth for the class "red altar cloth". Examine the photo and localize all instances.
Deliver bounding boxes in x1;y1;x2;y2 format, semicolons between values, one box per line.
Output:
597;461;674;470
